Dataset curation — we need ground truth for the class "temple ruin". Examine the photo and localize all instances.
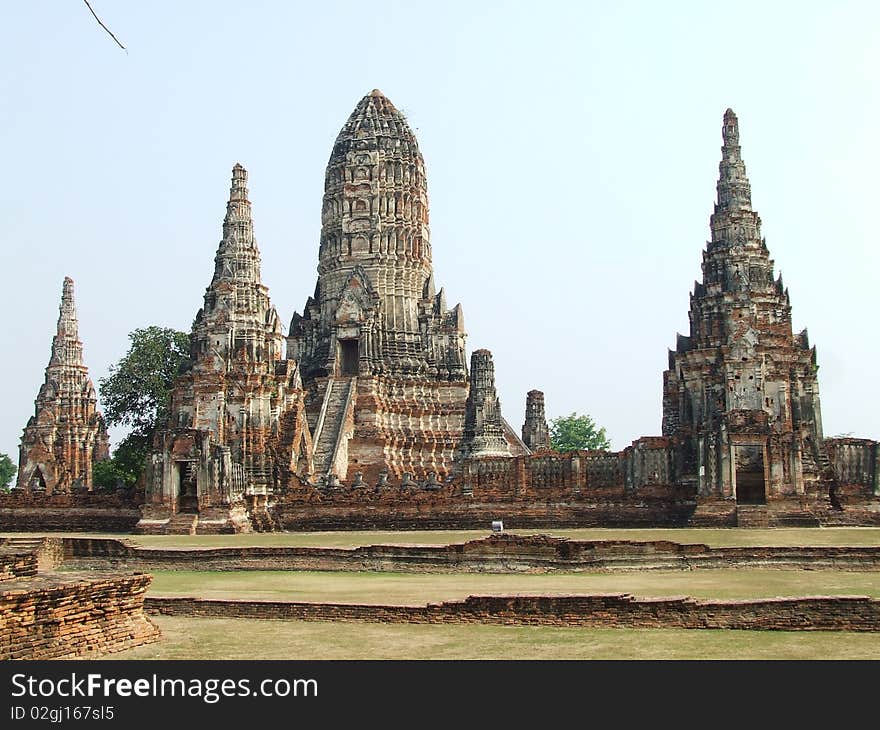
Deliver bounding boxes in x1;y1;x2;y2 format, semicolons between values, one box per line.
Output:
287;90;525;485
137;164;312;534
15;277;109;493
663;109;828;511
8;95;878;533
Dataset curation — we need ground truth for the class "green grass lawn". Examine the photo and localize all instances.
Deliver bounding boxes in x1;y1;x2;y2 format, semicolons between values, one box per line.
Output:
9;526;880;549
146;568;880;604
116;615;880;660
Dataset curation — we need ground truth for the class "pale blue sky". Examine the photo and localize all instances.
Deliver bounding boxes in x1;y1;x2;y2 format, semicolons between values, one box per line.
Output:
1;1;878;459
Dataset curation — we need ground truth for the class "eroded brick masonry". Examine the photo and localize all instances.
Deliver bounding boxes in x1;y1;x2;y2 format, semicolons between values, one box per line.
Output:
11;94;879;532
16;278;110;494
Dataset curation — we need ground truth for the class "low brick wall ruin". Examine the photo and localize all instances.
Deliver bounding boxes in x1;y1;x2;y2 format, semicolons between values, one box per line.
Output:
145;593;880;631
0;492;141;533
0;572;160;660
56;534;880;573
274;489;697;531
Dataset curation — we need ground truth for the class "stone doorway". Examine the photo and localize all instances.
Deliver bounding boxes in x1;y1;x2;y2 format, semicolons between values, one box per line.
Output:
175;461;198;513
29;468;47;491
338;338;359;376
734;444;766;504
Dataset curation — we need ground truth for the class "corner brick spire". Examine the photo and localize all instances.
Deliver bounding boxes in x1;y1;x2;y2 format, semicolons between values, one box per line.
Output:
189;163;282;373
662;110;824;500
17;277;109;492
461;349;511;458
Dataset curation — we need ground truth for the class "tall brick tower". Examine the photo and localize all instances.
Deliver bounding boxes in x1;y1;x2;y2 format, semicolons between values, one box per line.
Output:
662;110;825;504
288;90;523;483
17;277;110;493
522;390;551;451
140;165;311;533
288;89;467;381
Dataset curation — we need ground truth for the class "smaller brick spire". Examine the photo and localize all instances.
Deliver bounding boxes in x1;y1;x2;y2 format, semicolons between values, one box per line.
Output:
461;349;511;458
17;277;109;492
522;390;550;451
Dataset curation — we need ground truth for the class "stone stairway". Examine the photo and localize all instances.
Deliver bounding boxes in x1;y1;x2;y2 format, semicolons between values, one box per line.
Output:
165;512;198;535
312;377;356;478
736;504;820;528
1;537;46;554
735;505;772;528
250;505;280;532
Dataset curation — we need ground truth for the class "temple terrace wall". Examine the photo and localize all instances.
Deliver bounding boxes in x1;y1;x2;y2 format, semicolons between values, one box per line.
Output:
0;491;141;533
145;593;880;632
49;535;880;573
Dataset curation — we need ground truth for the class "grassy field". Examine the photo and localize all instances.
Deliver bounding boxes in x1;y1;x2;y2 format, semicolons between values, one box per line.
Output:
8;526;880;548
146;568;880;604
117;615;880;660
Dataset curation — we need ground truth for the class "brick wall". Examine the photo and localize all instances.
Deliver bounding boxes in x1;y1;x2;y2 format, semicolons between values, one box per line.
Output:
274;491;696;531
0;573;160;660
59;534;880;573
145;593;880;631
0;552;38;581
0;491;141;532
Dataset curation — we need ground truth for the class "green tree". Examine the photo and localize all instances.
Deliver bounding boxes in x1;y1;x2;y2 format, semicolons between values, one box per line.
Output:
550;412;610;452
98;326;190;486
92;435;150;489
0;452;16;491
100;326;190;438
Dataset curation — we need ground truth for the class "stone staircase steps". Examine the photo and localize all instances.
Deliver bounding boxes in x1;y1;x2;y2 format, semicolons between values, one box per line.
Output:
312;377;356;476
736;504;820;528
2;537;46;550
735;505;772;528
165;513;198;535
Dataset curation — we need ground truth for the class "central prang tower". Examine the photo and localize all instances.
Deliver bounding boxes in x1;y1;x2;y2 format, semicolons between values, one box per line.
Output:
289;89;466;381
288;90;524;484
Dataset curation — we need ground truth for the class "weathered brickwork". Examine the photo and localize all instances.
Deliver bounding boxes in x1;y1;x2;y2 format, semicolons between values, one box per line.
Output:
662;110;830;508
0;551;38;581
288;91;523;486
139;165;312;534
145;593;880;632
58;534;880;574
16;278;110;494
0;572;159;660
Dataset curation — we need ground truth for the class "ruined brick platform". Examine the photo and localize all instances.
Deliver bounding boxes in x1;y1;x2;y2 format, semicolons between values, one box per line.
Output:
0;491;141;533
51;533;880;573
145;593;880;632
0;541;160;660
0;571;160;660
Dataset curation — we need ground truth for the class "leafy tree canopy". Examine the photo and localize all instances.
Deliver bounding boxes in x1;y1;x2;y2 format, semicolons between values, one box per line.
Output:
97;326;189;489
99;326;190;438
0;452;16;490
549;412;611;452
92;434;150;490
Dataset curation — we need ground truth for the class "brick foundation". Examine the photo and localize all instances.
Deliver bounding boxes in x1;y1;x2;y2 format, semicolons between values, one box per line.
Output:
0;492;141;533
53;534;880;573
0;572;160;660
145;593;880;631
